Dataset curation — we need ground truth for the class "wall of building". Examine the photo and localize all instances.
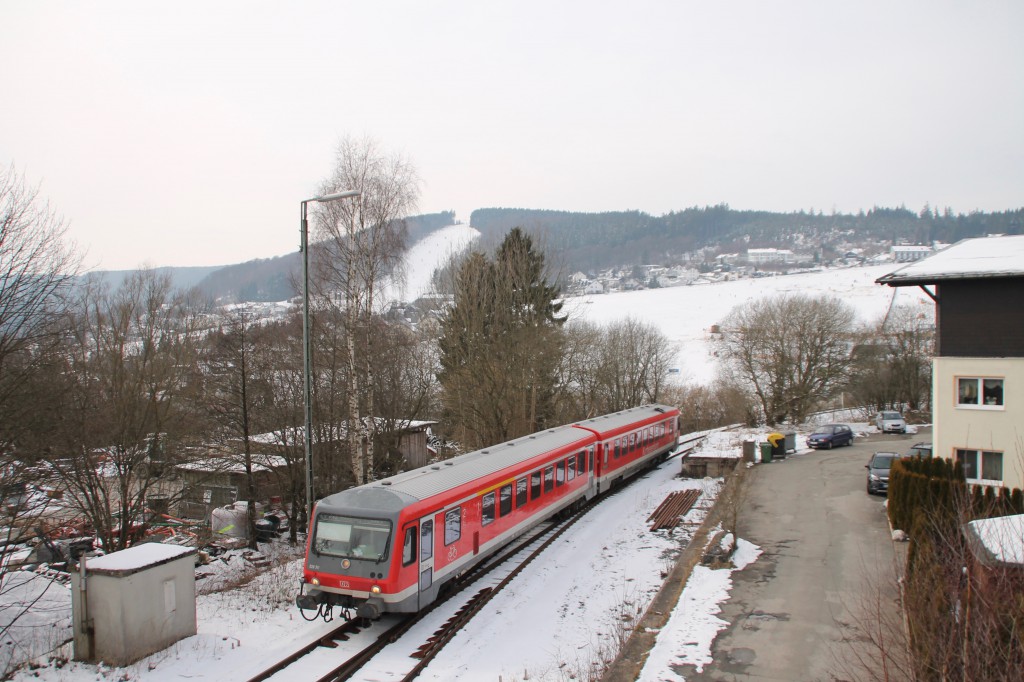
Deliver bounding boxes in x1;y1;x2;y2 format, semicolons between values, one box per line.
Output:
934;356;1024;490
937;279;1024;357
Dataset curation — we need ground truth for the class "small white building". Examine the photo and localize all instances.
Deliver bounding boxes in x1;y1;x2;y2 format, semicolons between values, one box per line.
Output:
72;543;197;666
891;245;933;262
746;248;795;264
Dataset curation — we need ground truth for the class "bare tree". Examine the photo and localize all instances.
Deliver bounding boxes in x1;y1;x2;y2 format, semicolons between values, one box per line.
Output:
718;294;857;425
204;308;274;549
313;136;420;485
0;164;81;662
593;317;674;412
46;271;205;551
244;316;307;543
848;306;934;416
554;320;605;420
555;318;675;422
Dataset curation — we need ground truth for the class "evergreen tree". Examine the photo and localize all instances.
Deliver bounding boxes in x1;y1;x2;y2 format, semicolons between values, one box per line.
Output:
438;228;564;449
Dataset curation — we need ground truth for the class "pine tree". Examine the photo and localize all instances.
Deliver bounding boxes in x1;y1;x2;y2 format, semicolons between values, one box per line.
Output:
438;228;565;449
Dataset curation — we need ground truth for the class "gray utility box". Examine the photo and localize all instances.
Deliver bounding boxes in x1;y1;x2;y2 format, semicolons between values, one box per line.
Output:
72;543;197;666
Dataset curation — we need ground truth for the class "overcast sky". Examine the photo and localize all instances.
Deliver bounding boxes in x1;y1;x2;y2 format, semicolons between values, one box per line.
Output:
2;1;1021;271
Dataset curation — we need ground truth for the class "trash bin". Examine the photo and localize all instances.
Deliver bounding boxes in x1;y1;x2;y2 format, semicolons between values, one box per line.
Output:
768;432;786;460
783;431;796;453
759;442;773;463
742;440;757;463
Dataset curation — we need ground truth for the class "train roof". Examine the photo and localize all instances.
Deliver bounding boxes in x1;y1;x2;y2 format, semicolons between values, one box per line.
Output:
573;404;677;439
318;424;593;511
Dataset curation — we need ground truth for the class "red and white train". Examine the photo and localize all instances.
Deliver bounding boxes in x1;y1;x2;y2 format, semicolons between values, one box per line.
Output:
296;404;681;620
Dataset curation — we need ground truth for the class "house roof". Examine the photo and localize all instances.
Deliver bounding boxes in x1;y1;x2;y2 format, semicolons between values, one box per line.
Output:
963;514;1024;569
876;235;1024;286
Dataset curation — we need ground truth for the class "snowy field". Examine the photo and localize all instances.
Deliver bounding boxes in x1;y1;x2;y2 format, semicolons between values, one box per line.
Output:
1;226;930;679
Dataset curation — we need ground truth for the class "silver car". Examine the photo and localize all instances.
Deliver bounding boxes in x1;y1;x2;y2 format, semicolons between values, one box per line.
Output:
874;411;906;434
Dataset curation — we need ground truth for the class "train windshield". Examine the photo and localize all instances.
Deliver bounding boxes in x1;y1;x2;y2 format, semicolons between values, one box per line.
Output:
312;514;392;562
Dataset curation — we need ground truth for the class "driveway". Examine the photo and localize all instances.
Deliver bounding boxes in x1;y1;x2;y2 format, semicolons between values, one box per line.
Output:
685;428;925;681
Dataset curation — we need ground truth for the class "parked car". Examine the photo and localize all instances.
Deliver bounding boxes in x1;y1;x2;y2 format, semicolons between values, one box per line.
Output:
806;423;855;449
905;442;932;458
866;451;902;495
874;411;907;434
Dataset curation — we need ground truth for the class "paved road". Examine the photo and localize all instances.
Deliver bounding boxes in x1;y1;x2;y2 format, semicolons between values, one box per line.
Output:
686;428;927;681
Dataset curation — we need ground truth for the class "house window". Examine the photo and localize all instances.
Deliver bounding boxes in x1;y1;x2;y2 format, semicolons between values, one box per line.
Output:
955;449;1004;484
957;377;1004;408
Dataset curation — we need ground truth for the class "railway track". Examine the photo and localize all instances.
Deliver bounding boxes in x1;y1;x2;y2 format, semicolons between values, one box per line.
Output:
247;434;714;681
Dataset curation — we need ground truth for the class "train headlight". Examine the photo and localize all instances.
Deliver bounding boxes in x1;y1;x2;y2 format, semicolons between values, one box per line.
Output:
371;585;381;594
311;577;321;586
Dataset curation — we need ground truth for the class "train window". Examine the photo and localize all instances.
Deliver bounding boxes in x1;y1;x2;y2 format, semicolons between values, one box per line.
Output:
517;477;528;507
402;526;417;566
614;438;621;459
313;514;392;562
544;466;554;493
421;520;433;561
531;471;542;499
444;508;461;546
556;460;565;486
500;484;513;516
567;457;576;481
577;451;586;475
590;447;595;472
482;492;495;526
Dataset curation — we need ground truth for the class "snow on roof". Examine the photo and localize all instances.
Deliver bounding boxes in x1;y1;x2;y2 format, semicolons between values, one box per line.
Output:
175;455;288;474
877;235;1024;285
85;542;196;576
964;513;1024;568
248;418;437;446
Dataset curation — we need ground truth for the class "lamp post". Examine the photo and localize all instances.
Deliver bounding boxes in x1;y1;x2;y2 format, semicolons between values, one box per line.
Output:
300;189;359;528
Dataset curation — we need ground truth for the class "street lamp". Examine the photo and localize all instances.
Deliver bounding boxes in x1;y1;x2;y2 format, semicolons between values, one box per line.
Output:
300;189;360;528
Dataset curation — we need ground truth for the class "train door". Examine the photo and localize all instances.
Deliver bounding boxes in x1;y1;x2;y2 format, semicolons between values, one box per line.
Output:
587;445;596;490
417;514;435;609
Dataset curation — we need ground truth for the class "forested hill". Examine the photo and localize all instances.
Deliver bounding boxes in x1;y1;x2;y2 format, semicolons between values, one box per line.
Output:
190;211;458;303
469;206;1024;271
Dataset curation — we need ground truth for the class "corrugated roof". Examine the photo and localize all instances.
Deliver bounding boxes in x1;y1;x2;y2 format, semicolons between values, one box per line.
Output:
373;425;589;500
877;235;1024;286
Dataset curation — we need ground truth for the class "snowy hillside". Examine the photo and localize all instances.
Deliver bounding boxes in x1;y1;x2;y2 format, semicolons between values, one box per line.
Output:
398;226;932;385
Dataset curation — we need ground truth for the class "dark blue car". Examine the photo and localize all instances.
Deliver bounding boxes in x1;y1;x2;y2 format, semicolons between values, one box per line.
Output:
806;423;854;449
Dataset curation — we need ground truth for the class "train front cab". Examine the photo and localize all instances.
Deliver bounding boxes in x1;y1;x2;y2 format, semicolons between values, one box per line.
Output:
298;495;421;620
